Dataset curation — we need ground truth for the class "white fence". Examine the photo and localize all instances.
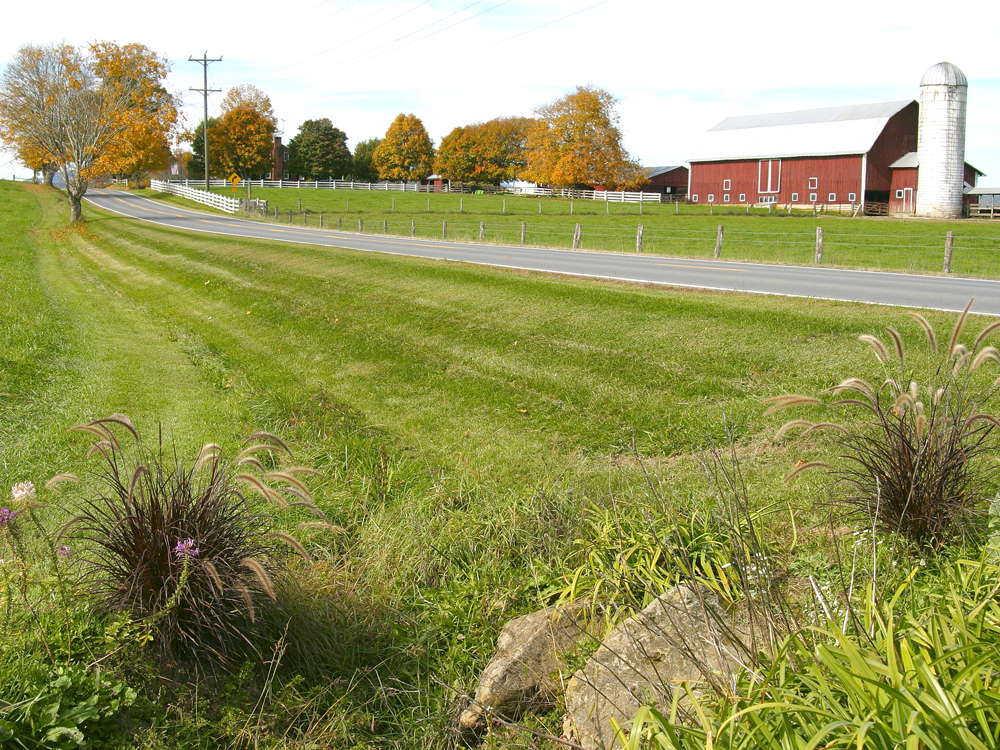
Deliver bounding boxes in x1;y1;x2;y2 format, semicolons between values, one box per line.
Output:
151;179;240;213
163;178;664;204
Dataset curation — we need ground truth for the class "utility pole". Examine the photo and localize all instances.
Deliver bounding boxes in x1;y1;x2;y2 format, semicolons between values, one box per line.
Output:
189;52;222;194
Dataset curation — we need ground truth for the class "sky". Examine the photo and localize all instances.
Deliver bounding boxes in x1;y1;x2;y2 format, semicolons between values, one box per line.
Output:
2;0;1000;182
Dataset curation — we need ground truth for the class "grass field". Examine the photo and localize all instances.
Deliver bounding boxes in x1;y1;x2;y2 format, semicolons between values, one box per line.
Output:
136;184;1000;278
2;182;989;748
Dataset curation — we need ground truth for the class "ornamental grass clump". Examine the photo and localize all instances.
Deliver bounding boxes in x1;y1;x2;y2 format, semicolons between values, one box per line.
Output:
767;301;1000;550
51;415;323;671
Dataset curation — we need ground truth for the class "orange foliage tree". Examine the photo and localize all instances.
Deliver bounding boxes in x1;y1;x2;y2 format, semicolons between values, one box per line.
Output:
522;86;644;190
434;116;533;185
371;114;434;181
0;42;179;220
209;85;277;179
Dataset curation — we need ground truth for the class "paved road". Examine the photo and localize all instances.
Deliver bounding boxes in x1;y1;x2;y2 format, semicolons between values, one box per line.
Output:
85;188;1000;316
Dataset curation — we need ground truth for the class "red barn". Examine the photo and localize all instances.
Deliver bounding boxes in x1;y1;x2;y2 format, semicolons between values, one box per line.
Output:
639;165;688;198
687;101;919;211
888;152;983;215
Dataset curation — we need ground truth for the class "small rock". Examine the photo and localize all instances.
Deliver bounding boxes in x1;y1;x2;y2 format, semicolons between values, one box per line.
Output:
458;602;599;733
563;584;744;749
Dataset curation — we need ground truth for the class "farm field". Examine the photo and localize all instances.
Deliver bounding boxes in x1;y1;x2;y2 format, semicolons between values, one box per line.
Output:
139;184;1000;278
3;181;997;749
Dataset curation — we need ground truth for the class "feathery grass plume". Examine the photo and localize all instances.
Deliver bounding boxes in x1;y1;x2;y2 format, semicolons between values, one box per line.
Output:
45;473;79;490
906;311;938;353
974;320;1000;350
886;326;905;366
859;334;888;363
55;415;319;672
761;395;822;416
770;301;1000;549
784;461;830;482
297;521;345;534
272;532;312;562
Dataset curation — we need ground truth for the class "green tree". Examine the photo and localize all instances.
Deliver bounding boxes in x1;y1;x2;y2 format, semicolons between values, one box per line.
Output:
371;114;434;181
288;118;351;180
523;85;643;190
187;117;218;179
351;137;381;182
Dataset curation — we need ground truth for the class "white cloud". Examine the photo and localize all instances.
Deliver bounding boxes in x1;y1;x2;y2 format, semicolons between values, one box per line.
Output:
3;0;1000;180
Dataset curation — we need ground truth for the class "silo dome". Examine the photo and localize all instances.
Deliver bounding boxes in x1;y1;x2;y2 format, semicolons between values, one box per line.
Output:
920;62;968;87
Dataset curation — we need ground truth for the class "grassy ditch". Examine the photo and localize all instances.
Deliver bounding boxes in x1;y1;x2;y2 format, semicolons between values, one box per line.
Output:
3;181;999;749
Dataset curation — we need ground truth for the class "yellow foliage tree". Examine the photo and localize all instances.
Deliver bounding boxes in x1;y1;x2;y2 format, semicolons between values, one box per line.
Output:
522;86;644;190
372;114;434;181
434;116;533;185
0;42;179;220
209;85;276;179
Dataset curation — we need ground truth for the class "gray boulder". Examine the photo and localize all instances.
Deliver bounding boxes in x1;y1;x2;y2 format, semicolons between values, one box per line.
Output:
458;602;600;733
563;584;744;749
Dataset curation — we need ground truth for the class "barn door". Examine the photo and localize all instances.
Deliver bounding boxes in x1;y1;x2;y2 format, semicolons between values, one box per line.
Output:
903;187;914;213
758;159;781;194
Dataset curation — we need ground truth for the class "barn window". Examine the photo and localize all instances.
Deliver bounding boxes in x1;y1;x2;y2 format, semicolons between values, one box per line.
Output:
692;194;699;202
809;193;817;202
828;192;837;202
848;192;856;202
808;177;818;189
791;192;799;202
708;193;715;203
723;194;730;203
895;190;904;199
739;193;746;202
283;171;290;180
723;179;731;190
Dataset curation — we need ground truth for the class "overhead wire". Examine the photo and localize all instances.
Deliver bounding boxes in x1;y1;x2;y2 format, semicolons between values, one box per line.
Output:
268;0;510;85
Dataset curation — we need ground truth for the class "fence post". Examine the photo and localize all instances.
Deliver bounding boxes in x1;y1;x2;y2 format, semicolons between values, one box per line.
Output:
538;201;542;214
479;221;485;241
338;217;342;229
392;198;395;212
571;201;574;215
675;200;679;215
710;201;713;216
274;206;278;219
460;198;463;213
411;219;415;238
502;199;506;214
303;212;307;226
944;230;954;273
427;197;430;212
636;224;644;253
639;194;643;215
383;219;387;234
319;214;323;228
520;221;526;244
815;227;824;264
346;197;350;212
288;209;292;223
572;223;582;249
298;197;302;212
714;224;723;258
442;220;447;239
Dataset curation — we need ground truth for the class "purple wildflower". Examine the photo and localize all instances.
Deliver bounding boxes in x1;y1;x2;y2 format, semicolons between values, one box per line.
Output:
0;507;17;526
57;545;73;558
173;537;200;558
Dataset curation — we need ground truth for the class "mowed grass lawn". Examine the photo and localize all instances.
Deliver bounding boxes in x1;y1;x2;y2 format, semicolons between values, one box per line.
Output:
2;181;982;746
141;183;1000;277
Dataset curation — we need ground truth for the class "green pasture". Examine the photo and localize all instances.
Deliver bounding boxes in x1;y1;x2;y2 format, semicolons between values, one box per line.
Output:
141;184;1000;277
2;181;991;748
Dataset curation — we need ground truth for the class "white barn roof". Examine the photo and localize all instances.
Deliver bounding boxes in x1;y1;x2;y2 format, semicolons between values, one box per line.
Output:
689;100;915;163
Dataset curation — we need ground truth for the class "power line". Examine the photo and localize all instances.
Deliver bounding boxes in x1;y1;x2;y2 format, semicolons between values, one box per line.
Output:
268;0;510;86
189;52;222;193
369;0;612;88
265;0;433;79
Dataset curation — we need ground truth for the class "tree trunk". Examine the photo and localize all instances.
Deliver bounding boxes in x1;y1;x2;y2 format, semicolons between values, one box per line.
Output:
43;165;55;186
70;193;84;222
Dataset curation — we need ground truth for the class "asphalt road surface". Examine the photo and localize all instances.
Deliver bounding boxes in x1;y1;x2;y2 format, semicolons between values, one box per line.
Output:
85;189;1000;316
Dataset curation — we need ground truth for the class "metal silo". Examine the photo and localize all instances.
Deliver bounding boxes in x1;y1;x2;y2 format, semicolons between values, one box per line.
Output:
916;62;967;219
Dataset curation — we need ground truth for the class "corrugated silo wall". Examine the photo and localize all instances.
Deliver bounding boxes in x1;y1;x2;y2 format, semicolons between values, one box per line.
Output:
916;84;967;218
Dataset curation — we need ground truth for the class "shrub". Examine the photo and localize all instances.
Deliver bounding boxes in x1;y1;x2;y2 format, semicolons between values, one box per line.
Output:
52;415;322;671
767;302;1000;550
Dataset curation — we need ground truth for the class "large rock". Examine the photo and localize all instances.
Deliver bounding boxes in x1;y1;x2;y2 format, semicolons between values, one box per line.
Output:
458;602;600;733
563;584;744;749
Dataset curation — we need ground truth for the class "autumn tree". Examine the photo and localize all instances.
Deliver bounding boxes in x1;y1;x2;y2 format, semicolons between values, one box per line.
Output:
0;42;179;220
288;118;351;180
371;114;434;181
435;116;533;184
209;85;276;179
351;137;381;182
522;85;643;190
